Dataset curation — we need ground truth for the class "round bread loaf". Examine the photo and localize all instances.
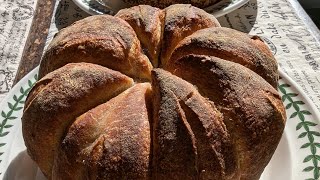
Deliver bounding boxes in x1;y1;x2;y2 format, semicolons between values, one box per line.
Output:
23;4;286;180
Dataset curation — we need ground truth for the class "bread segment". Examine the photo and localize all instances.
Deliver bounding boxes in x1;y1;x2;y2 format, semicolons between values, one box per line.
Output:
52;83;152;180
151;69;238;179
181;97;239;180
169;55;286;180
39;15;153;80
152;73;198;179
22;63;134;178
168;27;278;88
160;4;220;67
116;5;165;67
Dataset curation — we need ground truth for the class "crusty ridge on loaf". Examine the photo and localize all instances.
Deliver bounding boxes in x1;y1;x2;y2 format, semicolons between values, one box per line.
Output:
23;4;286;180
160;4;221;67
168;27;278;87
53;83;152;179
169;55;286;180
39;15;153;81
23;63;134;178
116;5;165;67
151;69;238;180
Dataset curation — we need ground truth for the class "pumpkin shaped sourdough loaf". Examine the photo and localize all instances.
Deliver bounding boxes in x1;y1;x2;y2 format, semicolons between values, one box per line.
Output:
22;4;286;180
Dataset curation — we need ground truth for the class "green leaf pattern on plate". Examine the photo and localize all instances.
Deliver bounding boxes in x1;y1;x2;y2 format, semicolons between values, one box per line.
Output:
279;82;320;180
0;74;37;174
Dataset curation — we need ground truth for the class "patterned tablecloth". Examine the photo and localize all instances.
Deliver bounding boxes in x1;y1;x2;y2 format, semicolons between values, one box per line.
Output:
0;0;37;101
0;0;319;112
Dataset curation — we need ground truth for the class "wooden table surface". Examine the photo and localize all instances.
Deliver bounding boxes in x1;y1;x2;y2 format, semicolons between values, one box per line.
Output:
12;0;320;85
12;0;56;85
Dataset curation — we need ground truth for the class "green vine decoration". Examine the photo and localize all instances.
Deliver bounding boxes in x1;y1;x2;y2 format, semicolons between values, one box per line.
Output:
0;74;37;167
279;83;320;180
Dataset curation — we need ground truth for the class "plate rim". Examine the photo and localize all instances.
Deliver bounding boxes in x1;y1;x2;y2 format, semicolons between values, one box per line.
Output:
71;0;250;17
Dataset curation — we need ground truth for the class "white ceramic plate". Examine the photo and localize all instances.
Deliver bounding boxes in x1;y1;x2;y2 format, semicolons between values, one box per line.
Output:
0;68;320;180
72;0;250;17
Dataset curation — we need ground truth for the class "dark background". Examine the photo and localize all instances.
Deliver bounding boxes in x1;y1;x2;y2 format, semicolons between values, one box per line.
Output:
298;0;320;28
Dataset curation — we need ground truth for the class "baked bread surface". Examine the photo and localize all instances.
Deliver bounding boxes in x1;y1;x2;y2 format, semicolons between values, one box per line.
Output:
23;4;286;180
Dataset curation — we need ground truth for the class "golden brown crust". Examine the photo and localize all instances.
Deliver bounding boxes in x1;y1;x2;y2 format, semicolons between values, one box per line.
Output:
39;15;153;80
121;0;221;8
169;55;286;180
116;5;165;67
24;5;286;180
151;74;198;179
53;83;152;180
151;69;239;179
22;63;134;178
168;27;278;88
160;4;220;67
